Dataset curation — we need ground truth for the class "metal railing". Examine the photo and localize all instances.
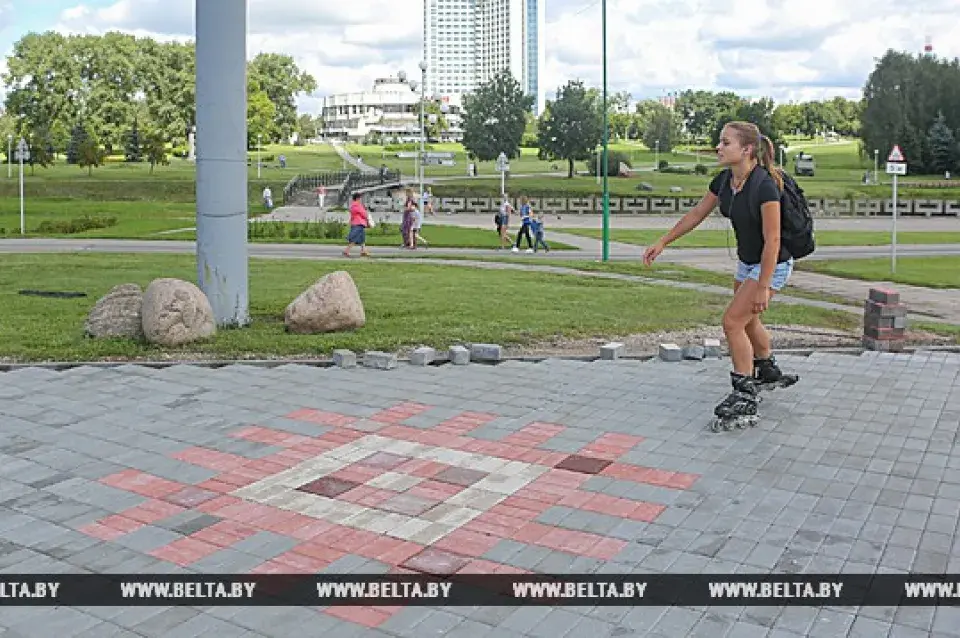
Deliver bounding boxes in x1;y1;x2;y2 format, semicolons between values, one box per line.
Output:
283;169;402;205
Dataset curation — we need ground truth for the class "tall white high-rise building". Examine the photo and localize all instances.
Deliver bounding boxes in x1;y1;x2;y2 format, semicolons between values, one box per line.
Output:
423;0;545;115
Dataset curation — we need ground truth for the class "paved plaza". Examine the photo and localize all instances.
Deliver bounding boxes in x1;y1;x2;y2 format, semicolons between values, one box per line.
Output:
1;350;959;636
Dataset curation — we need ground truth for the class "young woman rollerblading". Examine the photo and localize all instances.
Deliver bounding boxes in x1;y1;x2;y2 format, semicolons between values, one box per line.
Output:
643;121;798;431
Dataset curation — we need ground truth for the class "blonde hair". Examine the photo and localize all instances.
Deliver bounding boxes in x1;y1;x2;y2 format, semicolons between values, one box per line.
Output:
723;121;783;190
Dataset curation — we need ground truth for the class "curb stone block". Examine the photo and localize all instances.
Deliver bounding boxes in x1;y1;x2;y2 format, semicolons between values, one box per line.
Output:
682;345;705;361
600;343;624;360
332;349;356;368
658;343;682;362
868;288;900;305
863;336;904;352
470;343;502;361
703;339;722;357
410;347;436;366
362;351;397;370
449;346;470;365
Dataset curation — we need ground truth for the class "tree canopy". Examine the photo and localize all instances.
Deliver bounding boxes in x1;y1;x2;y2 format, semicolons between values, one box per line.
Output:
536;80;603;178
1;31;317;154
460;70;533;165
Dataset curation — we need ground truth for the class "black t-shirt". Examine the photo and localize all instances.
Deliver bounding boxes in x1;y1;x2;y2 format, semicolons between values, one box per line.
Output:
709;166;791;265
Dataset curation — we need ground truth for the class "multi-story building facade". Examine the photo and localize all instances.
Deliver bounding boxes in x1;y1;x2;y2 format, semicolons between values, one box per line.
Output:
423;0;545;115
318;73;464;142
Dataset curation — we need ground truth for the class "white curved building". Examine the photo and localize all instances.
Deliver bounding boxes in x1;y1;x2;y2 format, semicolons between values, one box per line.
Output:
319;73;463;142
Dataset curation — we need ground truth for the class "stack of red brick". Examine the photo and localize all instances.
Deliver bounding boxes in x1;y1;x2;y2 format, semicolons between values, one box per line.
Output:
863;287;907;352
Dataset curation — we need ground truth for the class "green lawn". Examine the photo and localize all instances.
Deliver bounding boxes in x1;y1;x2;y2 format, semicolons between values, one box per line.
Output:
560;228;960;248
798;256;960;289
0;253;861;362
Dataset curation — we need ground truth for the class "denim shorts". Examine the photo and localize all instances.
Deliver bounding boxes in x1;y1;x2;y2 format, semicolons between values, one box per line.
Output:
736;259;793;291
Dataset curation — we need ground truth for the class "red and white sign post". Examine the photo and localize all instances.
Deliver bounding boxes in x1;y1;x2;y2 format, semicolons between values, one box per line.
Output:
885;145;907;273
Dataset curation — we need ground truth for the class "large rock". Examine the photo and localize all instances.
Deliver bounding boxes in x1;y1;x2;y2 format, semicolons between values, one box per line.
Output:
141;278;216;346
84;283;144;339
284;271;365;334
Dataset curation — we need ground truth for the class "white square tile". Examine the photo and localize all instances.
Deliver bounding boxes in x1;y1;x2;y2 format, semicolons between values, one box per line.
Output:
271;492;317;512
475;474;535;495
446;487;505;509
301;498;338;517
367;472;423;492
409;522;457;545
388;517;433;541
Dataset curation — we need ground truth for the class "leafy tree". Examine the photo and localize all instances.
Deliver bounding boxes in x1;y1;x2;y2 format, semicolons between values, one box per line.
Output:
75;128;104;175
927;112;958;174
461;70;533;167
248;52;317;142
642;104;680;153
711;97;785;161
247;83;278;150
66;122;88;164
125;119;142;162
25;128;54;174
142;129;169;174
536;80;603;178
417;99;449;140
674;90;744;141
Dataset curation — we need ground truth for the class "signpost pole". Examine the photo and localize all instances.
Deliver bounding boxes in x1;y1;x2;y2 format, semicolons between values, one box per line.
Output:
16;137;27;235
891;172;898;273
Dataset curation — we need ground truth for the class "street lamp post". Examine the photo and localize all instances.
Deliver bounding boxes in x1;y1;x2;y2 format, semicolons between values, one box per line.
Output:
873;149;878;185
418;61;427;202
601;0;610;261
6;134;11;179
257;134;261;179
655;140;660;170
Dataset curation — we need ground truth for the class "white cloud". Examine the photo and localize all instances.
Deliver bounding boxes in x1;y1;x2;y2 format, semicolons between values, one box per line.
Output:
19;0;958;114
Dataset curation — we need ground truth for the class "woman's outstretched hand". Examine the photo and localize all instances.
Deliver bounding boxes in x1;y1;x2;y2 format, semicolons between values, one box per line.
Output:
643;240;665;266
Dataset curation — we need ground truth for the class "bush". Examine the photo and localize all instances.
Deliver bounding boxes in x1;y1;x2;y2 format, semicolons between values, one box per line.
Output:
384;143;436;153
658;159;669;170
35;215;118;234
586;150;633;176
659;165;694;175
171;146;189;158
694;164;709;175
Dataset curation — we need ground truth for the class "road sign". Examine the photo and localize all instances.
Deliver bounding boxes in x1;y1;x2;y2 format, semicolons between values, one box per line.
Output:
495;152;509;173
887;145;904;162
14;137;29;162
886;162;906;175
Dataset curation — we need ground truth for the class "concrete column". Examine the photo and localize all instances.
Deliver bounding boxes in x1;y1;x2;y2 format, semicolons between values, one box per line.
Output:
195;0;250;327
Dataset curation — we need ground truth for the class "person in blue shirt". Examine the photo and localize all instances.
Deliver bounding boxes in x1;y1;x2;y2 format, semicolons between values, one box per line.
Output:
531;213;549;252
512;196;534;253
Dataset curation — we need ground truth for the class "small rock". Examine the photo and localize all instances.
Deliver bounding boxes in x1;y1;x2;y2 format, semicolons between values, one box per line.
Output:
332;349;356;368
449;346;470;365
410;347;436;366
470;343;502;361
600;342;624;360
682;345;705;360
84;283;144;339
658;343;682;362
141;278;216;347
363;351;397;369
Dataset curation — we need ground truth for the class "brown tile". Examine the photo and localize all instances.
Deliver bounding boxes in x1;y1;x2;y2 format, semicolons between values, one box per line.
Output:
376;493;438;517
554;454;612;475
434;466;489;487
297;477;361;498
360;452;411;470
401;548;470;575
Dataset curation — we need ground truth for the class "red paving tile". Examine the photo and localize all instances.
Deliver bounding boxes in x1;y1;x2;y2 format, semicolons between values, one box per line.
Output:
339;485;395;508
398;459;448;478
407;480;464;502
99;470;185;498
286;409;358;427
554;454;613;474
195;495;245;515
171;447;247;471
193;479;238;494
432;529;501;557
374;541;425;565
191;520;258;547
323;606;396;628
271;550;335;573
290;542;348;563
402;548;471;575
121;499;186;524
327;529;384;554
148;537;221;566
368;402;431;424
328;465;381;484
600;463;700;489
163;486;220;508
297;477;361;498
287;519;338;541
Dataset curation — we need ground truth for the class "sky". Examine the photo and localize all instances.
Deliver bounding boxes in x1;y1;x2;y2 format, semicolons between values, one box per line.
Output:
1;0;958;115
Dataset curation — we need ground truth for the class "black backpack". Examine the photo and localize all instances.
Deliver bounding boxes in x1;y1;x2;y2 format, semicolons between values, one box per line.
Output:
743;168;816;259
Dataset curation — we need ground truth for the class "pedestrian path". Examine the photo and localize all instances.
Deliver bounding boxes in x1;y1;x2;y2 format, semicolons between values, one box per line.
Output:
1;350;958;636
